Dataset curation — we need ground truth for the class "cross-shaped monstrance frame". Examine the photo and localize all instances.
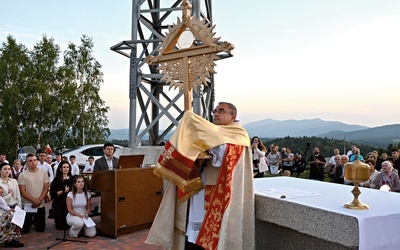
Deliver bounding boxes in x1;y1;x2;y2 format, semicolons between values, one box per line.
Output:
146;0;234;111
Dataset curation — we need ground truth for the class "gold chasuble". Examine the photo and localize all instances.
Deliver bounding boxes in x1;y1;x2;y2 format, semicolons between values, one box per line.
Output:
146;110;255;250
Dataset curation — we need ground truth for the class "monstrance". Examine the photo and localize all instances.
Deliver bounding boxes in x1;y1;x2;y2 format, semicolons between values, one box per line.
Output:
146;0;234;111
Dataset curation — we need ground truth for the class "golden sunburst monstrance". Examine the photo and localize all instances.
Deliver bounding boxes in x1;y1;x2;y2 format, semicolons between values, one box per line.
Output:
146;0;234;110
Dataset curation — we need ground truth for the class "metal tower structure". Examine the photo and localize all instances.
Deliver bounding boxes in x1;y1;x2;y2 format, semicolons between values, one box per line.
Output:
111;0;233;147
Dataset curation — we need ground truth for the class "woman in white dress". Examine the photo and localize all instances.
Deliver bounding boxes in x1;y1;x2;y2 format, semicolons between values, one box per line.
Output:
66;175;96;238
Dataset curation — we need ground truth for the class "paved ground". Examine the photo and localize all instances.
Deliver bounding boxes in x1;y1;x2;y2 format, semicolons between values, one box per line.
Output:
14;202;162;250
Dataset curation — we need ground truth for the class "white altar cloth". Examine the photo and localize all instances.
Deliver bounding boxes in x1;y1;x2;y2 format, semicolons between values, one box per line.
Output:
254;177;400;250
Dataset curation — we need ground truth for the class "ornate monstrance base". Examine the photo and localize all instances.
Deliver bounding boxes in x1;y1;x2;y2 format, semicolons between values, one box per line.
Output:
343;183;369;210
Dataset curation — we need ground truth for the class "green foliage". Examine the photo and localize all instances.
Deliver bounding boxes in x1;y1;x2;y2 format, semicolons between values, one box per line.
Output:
0;35;110;159
0;36;31;158
63;35;110;146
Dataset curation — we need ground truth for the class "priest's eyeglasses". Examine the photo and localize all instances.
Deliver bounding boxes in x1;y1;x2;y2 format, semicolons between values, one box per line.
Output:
212;109;232;115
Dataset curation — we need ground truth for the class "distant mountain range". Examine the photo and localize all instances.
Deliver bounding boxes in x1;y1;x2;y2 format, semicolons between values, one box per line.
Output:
109;118;400;147
242;118;368;138
242;118;399;147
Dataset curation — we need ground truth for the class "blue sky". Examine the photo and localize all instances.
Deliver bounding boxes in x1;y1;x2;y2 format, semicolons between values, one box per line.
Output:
1;0;400;129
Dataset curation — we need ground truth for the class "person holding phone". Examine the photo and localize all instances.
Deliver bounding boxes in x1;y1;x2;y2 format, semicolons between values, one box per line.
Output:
251;136;267;178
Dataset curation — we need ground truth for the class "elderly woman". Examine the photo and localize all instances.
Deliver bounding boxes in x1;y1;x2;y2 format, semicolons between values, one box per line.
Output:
375;161;400;192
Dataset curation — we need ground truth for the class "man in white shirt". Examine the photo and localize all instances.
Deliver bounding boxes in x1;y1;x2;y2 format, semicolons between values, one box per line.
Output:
0;153;9;164
37;151;54;183
82;156;95;173
347;145;356;156
328;149;340;168
69;155;80;176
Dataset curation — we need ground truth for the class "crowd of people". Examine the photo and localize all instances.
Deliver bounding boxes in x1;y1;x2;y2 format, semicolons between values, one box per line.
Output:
324;147;400;192
0;144;110;248
250;139;400;192
251;138;303;178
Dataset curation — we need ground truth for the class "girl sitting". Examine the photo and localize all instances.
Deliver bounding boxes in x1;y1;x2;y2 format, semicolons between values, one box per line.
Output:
66;176;96;238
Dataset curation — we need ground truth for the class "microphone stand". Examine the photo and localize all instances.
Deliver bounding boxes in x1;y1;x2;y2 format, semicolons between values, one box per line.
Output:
47;196;87;249
47;224;87;249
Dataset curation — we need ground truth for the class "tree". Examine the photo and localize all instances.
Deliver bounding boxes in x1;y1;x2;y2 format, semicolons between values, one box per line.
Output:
0;35;111;159
25;36;63;148
0;36;31;158
63;35;110;146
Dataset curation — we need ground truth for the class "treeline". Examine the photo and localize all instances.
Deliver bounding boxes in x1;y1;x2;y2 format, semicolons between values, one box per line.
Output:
0;35;110;159
261;136;399;159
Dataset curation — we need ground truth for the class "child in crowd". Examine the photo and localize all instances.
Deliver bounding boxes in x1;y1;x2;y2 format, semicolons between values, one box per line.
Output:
82;157;95;173
69;156;80;176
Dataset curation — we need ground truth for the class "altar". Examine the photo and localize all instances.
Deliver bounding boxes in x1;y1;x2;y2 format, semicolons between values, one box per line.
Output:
254;177;400;250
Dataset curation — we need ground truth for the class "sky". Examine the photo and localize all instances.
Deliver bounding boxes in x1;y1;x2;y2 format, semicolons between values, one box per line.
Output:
1;0;400;129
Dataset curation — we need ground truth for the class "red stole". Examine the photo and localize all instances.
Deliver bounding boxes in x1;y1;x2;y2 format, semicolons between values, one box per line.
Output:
196;144;244;250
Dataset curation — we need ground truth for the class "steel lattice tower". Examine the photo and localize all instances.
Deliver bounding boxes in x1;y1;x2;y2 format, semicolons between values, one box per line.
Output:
111;0;232;147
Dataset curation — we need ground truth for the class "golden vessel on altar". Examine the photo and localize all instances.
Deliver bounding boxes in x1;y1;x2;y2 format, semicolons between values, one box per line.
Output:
343;157;370;210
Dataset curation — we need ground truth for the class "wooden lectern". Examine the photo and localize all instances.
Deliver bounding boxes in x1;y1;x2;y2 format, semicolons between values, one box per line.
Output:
91;156;162;238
